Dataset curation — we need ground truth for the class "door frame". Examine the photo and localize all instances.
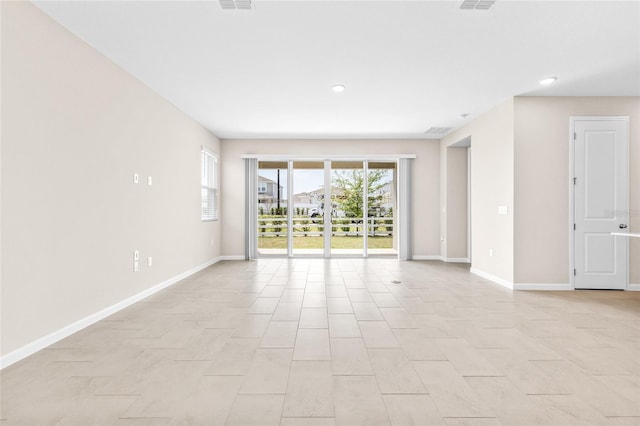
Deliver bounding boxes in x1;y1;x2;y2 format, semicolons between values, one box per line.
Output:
569;116;630;290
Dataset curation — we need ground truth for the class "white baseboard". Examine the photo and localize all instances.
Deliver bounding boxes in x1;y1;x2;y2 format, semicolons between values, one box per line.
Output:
628;283;640;291
470;267;514;290
218;255;245;261
445;257;470;263
412;255;443;261
411;255;469;263
0;257;222;370
514;283;572;291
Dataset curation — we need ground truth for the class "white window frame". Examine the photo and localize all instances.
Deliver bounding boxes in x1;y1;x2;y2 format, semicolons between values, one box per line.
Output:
201;148;218;221
258;182;267;194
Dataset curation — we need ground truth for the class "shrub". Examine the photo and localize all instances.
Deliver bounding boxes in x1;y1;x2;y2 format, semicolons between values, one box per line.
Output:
273;207;287;216
371;218;380;236
300;219;310;236
272;219;283;235
385;208;393;231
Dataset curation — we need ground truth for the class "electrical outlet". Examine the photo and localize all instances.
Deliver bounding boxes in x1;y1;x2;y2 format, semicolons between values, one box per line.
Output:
134;261;139;272
147;257;153;267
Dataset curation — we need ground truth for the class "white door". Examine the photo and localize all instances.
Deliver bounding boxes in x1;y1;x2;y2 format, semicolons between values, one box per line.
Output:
573;117;629;290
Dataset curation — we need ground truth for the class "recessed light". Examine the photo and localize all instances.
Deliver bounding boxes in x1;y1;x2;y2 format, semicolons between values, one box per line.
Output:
459;113;470;119
540;76;558;85
331;84;345;93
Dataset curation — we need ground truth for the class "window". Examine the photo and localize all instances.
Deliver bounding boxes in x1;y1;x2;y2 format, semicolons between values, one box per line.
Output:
258;182;267;194
201;148;218;221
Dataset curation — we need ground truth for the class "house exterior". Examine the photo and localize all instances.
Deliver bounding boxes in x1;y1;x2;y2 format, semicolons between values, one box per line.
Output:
258;175;284;210
293;187;324;208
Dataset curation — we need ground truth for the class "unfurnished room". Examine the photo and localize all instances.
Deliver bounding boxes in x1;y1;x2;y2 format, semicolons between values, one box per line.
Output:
1;1;639;425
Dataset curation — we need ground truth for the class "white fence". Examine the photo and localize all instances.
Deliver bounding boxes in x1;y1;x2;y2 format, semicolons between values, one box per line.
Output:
258;216;393;238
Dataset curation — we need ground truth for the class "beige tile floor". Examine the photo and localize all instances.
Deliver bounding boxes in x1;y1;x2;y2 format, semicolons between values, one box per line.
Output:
1;259;640;426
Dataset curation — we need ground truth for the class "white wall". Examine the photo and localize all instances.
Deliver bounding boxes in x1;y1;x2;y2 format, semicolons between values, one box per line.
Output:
220;139;441;258
441;96;639;288
445;147;468;260
514;97;640;285
1;2;221;359
442;99;515;284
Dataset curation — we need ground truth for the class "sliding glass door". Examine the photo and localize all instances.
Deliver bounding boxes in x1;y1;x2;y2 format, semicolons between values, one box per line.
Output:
255;158;398;258
330;161;364;256
292;161;324;256
257;161;288;256
367;162;396;255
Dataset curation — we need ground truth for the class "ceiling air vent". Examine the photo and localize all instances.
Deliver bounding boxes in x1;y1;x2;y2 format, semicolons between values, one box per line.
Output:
219;0;253;10
460;0;496;10
424;127;453;138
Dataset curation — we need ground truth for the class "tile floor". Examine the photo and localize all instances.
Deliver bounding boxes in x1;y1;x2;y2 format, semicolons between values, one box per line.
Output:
1;259;639;426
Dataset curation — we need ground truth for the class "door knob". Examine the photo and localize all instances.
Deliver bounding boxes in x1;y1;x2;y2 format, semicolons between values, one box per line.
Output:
619;224;628;229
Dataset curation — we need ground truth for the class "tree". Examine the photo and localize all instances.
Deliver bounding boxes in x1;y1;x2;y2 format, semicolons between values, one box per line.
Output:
331;169;389;219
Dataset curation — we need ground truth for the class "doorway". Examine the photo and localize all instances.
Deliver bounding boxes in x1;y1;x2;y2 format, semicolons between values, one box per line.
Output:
447;137;471;263
571;117;629;290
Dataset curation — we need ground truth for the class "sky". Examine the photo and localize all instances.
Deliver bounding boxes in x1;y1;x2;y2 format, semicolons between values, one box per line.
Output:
259;169;324;196
259;168;393;200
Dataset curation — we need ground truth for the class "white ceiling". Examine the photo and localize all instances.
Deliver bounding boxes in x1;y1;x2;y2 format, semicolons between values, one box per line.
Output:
34;0;640;139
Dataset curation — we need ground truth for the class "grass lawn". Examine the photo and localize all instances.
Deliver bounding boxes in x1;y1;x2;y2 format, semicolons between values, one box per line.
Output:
258;235;393;249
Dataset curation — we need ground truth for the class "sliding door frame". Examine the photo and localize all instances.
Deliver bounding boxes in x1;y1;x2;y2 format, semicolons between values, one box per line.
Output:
323;160;332;258
244;154;415;260
286;160;294;257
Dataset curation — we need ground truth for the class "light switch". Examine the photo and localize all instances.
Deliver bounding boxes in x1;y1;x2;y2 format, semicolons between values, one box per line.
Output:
133;250;139;261
147;257;153;267
148;176;153;186
498;205;508;215
133;173;139;184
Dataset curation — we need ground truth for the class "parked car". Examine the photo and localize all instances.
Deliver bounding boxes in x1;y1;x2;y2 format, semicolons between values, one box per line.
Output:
309;203;324;223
